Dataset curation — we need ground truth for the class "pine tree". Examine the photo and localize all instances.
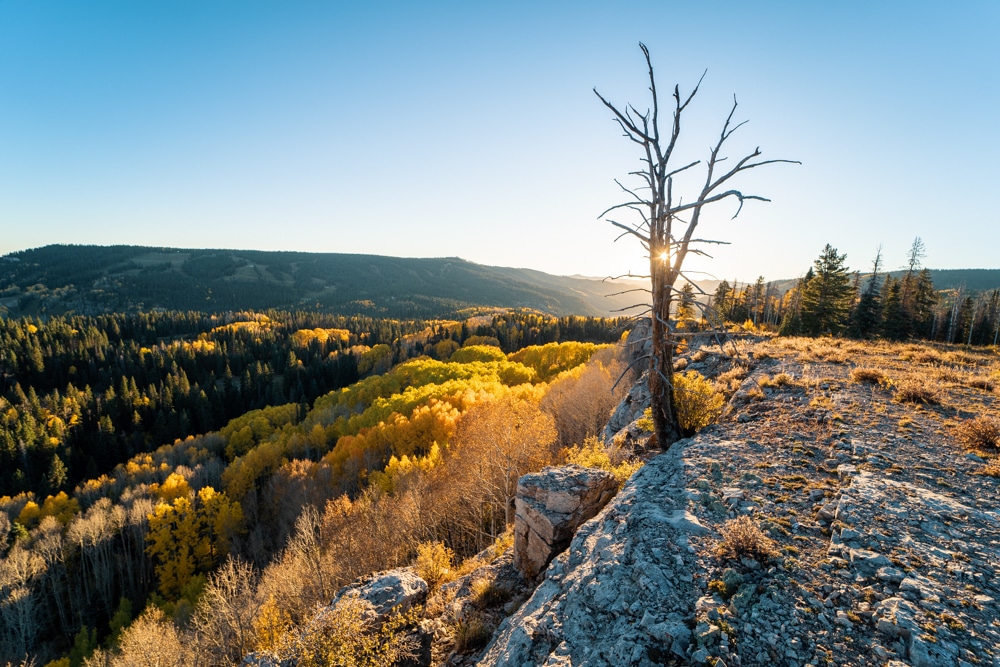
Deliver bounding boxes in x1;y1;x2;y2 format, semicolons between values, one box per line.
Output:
849;247;883;339
712;280;733;326
800;245;853;336
676;283;697;330
880;277;908;340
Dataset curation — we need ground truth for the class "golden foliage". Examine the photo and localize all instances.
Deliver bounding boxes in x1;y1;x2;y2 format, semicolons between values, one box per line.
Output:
413;541;455;590
673;370;725;435
146;487;243;598
291;327;350;348
508;341;609;382
562;436;643;488
450;345;507;364
157;472;191;503
293;595;419;667
253;595;293;653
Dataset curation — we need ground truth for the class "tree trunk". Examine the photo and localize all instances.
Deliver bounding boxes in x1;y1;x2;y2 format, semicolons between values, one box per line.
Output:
649;265;682;449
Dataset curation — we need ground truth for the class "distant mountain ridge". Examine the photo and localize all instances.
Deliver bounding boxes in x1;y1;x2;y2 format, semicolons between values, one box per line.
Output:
0;245;648;318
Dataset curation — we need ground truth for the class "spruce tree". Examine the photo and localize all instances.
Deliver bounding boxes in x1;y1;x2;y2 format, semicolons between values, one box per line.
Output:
849;248;883;339
676;282;697;330
880;277;908;340
800;245;853;336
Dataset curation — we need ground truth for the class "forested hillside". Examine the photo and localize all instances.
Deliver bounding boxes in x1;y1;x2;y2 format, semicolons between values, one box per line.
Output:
0;320;631;665
0;246;643;318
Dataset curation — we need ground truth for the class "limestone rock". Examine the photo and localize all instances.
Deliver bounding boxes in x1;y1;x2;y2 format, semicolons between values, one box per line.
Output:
332;566;428;619
514;464;617;579
480;444;698;666
240;653;292;667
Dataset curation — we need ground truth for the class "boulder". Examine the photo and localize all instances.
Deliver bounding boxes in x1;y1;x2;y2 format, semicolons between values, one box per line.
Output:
332;566;428;619
240;653;292;667
514;464;618;578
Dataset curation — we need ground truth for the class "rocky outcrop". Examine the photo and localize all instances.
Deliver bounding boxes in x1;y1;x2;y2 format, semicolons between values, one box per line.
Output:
480;444;705;666
603;369;652;444
513;465;617;579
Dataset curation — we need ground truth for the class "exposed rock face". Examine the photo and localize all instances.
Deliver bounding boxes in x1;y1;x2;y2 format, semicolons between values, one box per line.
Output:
513;464;617;579
332;566;428;619
603;319;653;444
481;445;703;666
603;369;652;444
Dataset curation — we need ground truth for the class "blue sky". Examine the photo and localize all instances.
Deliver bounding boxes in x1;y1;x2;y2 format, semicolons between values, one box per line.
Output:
1;1;997;283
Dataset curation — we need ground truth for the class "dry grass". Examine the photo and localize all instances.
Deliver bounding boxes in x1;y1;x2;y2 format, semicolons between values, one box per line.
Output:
894;378;940;405
934;368;964;384
955;416;1000;453
945;350;985;366
850;367;886;384
967;376;996;392
974;458;1000;478
901;347;944;364
453;613;494;652
716;366;750;394
760;372;795;388
470;575;510;608
716;516;780;564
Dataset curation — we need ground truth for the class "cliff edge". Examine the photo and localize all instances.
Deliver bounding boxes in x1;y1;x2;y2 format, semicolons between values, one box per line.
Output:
478;336;1000;667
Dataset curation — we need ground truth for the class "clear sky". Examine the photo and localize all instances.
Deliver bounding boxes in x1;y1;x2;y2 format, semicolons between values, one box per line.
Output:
1;1;997;283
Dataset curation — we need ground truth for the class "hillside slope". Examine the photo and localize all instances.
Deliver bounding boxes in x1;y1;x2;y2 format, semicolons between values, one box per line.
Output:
0;245;644;317
480;336;1000;666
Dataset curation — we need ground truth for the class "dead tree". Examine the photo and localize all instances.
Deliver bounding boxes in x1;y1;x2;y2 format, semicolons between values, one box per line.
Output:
595;43;798;449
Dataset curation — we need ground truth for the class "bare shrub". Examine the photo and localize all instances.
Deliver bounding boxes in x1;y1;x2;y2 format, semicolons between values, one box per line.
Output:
955;416;1000;453
191;557;263;666
716;516;779;564
436;395;557;548
541;349;627;451
850;367;886;384
87;607;191;667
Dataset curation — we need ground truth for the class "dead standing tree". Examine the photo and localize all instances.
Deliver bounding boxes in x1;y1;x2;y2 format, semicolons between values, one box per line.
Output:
595;43;798;450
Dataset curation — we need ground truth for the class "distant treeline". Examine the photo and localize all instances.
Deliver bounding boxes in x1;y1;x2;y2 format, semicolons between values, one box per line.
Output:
691;242;1000;346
